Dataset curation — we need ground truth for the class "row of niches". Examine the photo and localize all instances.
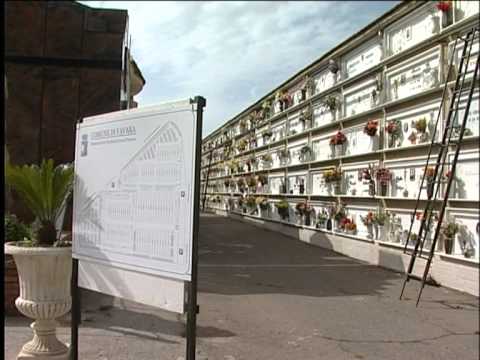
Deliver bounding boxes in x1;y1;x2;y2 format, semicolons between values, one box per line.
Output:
202;94;479;180
202;149;480;202
201;71;478;169
201;7;479;154
205;195;479;262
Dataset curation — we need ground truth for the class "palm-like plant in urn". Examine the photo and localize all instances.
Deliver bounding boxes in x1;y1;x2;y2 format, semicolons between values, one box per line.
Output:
5;159;74;360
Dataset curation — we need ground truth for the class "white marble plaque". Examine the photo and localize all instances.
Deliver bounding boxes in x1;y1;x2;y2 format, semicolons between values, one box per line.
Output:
343;38;382;79
449;151;480;201
448;209;479;261
344;78;379;117
312;136;333;161
344;125;379;156
454;1;480;22
313;68;336;94
385;3;441;56
386;46;441;101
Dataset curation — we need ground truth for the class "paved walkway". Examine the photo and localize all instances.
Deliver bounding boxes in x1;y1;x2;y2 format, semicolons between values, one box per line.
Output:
5;214;479;359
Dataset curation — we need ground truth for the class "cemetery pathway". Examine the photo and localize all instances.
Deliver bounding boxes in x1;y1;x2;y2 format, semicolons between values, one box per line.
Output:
4;213;479;360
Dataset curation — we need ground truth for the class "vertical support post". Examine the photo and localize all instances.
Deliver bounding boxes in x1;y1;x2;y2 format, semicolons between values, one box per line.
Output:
186;96;206;360
70;258;80;360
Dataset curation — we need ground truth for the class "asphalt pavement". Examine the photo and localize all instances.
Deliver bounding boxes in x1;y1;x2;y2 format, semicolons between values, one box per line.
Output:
5;213;479;359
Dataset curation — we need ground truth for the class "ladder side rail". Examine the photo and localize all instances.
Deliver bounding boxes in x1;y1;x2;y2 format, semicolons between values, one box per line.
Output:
417;29;478;257
399;29;475;299
402;34;463;253
415;48;480;306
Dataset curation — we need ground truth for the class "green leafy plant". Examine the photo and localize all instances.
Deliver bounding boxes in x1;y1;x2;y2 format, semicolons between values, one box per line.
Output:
275;199;290;220
373;210;387;226
255;196;269;210
317;210;329;223
4;213;33;244
5;159;74;246
442;222;459;238
246;195;257;209
414;117;427;133
257;174;268;186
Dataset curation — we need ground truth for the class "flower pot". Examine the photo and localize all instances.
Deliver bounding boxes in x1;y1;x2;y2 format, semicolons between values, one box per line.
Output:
317;221;326;230
427;182;435;198
334;181;342;195
388;135;396;148
299;184;305;195
326;219;332;231
375;225;386;241
305;213;311;227
4;243;72;360
366;224;374;239
334;144;343;157
346;229;356;235
444;237;454;254
368;181;376;197
380;183;388;197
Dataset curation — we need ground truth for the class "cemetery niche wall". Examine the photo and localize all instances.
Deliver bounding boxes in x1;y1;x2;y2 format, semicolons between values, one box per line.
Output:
200;1;480;295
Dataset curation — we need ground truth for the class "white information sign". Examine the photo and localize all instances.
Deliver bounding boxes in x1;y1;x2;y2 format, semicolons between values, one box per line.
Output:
72;99;201;313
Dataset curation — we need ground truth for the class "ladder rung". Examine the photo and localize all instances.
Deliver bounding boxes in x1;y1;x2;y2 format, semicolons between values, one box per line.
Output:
404;250;430;260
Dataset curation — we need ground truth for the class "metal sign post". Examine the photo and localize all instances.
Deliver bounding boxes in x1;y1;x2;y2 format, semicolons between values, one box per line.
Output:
186;96;205;360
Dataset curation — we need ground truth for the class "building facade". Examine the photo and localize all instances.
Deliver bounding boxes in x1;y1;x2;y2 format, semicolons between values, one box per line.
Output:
200;1;479;295
5;0;145;220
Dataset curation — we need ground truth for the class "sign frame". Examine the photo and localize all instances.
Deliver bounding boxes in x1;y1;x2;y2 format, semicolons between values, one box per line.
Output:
70;96;206;360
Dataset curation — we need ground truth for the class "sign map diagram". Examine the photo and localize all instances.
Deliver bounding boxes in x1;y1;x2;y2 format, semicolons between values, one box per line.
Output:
74;115;194;279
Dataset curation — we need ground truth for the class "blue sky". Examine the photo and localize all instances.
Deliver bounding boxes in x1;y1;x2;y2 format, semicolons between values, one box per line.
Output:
78;1;400;136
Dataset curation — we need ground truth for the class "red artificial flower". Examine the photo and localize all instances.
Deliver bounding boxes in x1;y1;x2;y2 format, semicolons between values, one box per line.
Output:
436;1;451;12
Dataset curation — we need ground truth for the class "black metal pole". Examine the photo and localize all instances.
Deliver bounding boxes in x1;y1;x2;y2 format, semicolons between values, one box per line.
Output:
70;258;80;360
186;96;206;360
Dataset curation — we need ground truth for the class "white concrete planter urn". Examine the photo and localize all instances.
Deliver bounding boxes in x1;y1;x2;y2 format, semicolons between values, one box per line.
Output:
5;243;72;360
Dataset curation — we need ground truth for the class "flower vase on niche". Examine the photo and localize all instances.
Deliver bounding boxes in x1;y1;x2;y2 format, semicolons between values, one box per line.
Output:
334;181;341;195
335;144;343;158
326;218;332;231
299;179;305;195
305;213;311;227
367;223;374;239
368;180;376;197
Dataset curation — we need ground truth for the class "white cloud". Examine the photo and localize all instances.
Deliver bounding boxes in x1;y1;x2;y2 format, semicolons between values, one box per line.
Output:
78;1;398;136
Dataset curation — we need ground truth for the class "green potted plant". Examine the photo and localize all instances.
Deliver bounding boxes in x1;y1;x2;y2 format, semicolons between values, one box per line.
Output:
237;177;246;193
316;210;329;229
261;153;273;168
275;199;290;221
373;210;388;240
299;145;312;163
5;159;74;359
237;138;248;152
277;149;289;165
256;196;269;216
323;167;343;194
246;176;257;192
442;222;459;254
